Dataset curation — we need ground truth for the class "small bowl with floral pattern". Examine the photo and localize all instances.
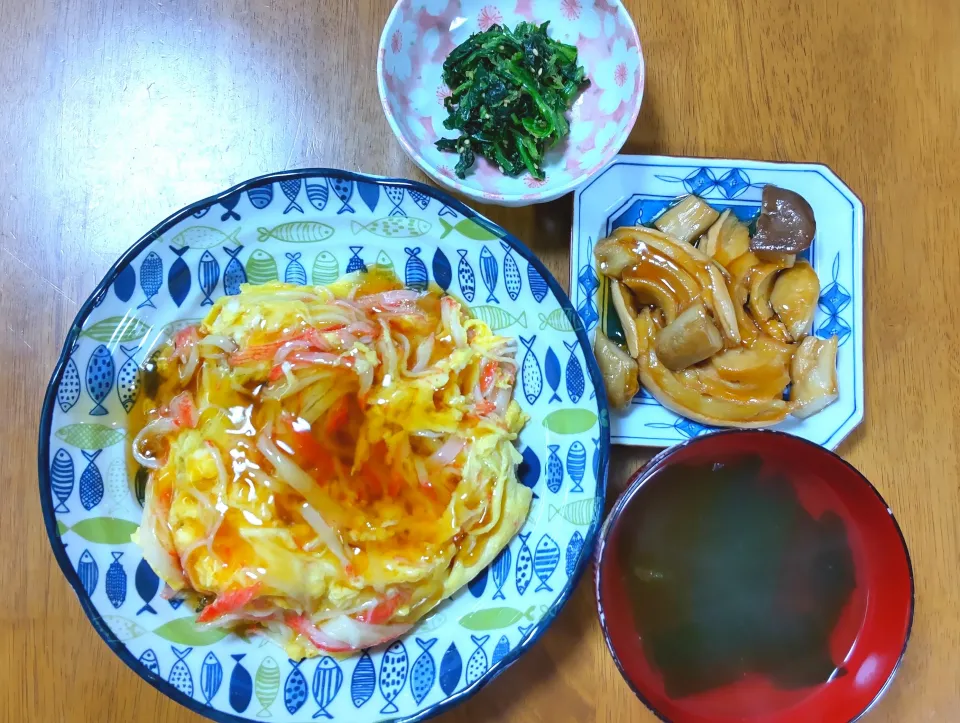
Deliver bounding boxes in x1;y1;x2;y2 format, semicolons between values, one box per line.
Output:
378;0;644;206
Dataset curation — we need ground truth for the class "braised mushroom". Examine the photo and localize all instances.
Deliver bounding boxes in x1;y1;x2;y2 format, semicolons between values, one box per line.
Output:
750;185;817;254
609;279;641;358
790;336;839;418
654;195;720;244
655;303;724;371
770;261;820;340
595;331;639;409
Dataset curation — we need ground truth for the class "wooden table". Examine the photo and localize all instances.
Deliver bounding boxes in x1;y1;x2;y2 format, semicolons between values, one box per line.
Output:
3;0;959;720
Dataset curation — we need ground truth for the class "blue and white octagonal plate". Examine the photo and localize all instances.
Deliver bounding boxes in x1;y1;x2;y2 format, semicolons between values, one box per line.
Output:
571;155;863;450
39;170;609;723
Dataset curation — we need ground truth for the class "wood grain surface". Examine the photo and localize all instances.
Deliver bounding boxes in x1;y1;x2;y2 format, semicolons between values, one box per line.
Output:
2;0;958;720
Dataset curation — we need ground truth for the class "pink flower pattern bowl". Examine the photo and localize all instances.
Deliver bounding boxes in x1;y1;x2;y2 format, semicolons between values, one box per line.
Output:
378;0;644;206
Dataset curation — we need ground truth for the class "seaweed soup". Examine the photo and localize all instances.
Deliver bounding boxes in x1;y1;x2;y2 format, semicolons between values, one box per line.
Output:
619;454;856;699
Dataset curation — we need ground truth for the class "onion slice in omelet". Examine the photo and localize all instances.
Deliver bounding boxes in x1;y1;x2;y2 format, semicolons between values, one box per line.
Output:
129;272;531;659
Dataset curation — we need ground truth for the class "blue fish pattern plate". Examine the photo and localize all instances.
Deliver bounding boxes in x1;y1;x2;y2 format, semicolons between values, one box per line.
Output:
39;169;609;723
571;155;864;450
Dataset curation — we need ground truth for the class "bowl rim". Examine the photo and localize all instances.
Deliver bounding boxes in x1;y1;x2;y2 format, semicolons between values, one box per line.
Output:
37;168;612;723
593;429;915;723
376;0;645;206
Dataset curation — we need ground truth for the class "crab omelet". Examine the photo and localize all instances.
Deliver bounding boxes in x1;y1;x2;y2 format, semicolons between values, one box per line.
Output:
130;271;530;659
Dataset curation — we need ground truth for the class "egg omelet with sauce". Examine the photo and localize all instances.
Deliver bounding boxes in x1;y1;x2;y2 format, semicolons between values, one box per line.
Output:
130;271;530;658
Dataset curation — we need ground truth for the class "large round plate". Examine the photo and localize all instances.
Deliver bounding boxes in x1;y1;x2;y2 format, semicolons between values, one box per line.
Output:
38;170;609;723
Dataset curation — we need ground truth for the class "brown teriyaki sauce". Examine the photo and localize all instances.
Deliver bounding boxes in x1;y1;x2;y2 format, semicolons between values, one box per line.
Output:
619;454;856;698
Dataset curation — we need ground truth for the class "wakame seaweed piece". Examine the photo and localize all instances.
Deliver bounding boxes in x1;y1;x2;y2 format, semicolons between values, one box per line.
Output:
435;21;589;179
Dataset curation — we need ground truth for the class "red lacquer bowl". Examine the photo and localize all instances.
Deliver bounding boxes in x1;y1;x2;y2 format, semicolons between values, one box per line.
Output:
595;431;914;723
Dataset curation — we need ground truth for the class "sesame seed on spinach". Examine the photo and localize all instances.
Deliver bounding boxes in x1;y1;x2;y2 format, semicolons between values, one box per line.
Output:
434;21;590;180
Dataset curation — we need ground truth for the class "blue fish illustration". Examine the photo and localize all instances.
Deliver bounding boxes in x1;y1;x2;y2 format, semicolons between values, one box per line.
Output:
201;652;224;705
351;651;375;708
284;659;309;714
439;204;458;218
527;262;548;303
346;246;367;274
312;656;343;719
284;252;308;285
58;344;81;412
492;636;510;667
79;450;104;510
564;341;585;403
168;595;184;611
384;186;407;217
500;242;522;301
404;247;428;291
518;624;534;638
409;189;430;210
135;557;160;615
546;445;563;494
479;246;499;302
592;438;600;483
218;191;242;222
169;647;194;698
545;347;562;403
138;251;163;309
50;449;74;513
432;248;452;291
491;546;511;601
248;185;274;209
77;549;98;596
566;531;585;578
114;264;136;302
168;246;191;307
193;206;210;218
116;345;141;413
378;641;408;714
534;535;561;592
139;649;161;677
520;336;542;404
197;250;220;305
515;533;533;595
410;638;437;705
105;551;126;609
85;344;114;416
465;635;489;686
281;179;303;214
567;441;587;493
230;654;253;713
331;178;355;215
357;181;380;213
457;250;476;302
518;446;540;492
222;245;247;295
438;643;461;696
467;565;488;598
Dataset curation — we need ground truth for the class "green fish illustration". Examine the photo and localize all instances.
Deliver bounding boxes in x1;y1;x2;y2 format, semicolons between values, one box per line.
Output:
351;217;432;238
81;316;152;344
469;306;527;331
103;615;148;643
415;611;447;633
245;249;279;285
539;309;576;332
257;222;335;243
311;251;340;285
255;657;281;717
374;250;395;274
438;216;504;241
459;605;542;631
152;617;229;646
542;409;598;435
170;226;240;249
55;423;125;450
58;516;139;544
548;497;600;526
